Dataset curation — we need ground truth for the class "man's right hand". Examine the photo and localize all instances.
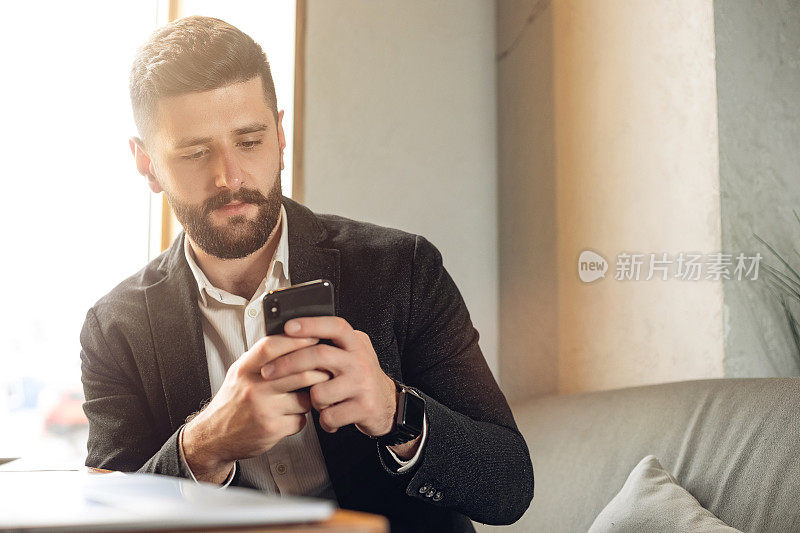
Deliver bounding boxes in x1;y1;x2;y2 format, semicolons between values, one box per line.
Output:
182;334;330;484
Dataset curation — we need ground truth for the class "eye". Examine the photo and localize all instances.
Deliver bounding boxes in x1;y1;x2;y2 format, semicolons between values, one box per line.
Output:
182;149;208;160
238;139;263;150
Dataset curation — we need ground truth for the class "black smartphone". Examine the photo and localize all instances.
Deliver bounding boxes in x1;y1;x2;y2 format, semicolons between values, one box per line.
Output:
263;279;336;336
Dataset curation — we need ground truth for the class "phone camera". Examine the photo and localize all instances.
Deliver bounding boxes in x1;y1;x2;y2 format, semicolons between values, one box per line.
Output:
268;299;280;318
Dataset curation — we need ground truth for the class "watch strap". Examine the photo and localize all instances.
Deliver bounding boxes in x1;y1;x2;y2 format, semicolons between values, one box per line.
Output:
376;380;425;446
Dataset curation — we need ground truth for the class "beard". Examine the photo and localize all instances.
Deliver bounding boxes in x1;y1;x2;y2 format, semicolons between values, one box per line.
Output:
166;172;282;260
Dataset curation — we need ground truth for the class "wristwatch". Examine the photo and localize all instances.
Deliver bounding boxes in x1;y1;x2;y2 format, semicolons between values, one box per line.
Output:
376;380;426;446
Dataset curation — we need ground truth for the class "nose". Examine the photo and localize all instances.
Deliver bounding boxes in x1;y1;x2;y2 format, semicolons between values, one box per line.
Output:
213;148;246;190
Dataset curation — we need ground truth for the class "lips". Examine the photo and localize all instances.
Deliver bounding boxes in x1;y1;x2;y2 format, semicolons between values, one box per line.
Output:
215;201;251;215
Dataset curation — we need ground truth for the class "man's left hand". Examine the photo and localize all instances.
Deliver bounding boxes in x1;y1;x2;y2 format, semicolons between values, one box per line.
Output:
260;316;397;439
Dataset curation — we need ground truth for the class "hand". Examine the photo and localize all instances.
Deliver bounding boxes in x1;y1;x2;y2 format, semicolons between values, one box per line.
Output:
260;317;397;438
182;334;331;483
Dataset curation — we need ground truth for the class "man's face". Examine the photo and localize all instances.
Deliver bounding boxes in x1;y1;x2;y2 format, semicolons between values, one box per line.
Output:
137;76;285;259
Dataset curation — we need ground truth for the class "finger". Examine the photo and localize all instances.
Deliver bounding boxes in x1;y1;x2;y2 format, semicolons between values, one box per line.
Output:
262;343;349;381
309;376;353;411
278;413;308;438
266;369;332;393
282;316;362;351
238;335;318;374
318;400;359;433
280;390;313;414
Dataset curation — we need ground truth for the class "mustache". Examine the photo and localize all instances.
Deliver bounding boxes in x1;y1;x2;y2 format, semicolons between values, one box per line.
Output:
202;187;269;215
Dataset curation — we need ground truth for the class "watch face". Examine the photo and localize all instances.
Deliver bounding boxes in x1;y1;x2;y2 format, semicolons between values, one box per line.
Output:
400;391;425;435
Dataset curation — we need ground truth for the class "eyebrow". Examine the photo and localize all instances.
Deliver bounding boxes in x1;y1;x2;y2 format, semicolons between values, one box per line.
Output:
173;122;270;150
233;122;270;136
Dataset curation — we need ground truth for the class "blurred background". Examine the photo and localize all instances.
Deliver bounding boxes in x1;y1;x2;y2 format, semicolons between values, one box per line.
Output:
0;0;798;469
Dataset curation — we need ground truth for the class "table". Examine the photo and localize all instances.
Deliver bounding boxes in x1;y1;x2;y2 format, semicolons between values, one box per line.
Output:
150;510;387;533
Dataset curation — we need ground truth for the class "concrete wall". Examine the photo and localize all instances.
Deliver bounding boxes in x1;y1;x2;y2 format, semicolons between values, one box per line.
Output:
301;0;799;398
302;1;499;375
496;0;558;400
716;0;800;378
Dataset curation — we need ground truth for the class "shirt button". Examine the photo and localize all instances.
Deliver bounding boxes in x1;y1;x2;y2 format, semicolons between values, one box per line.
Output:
275;462;287;475
247;307;258;318
433;491;443;501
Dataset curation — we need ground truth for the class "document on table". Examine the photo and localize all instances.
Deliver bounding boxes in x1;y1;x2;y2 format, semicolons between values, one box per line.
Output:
0;470;337;531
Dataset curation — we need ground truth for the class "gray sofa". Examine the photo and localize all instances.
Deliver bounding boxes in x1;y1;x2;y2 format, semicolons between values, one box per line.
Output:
475;378;800;532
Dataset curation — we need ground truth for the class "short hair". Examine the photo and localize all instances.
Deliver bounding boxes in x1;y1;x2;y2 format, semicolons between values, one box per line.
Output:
129;15;278;146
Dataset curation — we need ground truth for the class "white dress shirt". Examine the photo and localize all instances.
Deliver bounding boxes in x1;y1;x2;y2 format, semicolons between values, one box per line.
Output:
178;204;426;496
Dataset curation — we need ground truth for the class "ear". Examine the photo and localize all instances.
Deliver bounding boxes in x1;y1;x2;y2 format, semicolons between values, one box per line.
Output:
277;110;286;171
129;137;163;194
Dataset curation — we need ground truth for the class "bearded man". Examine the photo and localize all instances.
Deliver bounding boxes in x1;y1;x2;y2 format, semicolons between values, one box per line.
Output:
80;16;533;533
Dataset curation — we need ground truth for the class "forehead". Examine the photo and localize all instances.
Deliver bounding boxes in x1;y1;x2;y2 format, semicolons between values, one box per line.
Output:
153;77;274;146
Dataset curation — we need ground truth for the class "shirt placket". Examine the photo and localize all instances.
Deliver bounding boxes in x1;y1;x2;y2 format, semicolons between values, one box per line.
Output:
267;449;296;495
244;299;262;348
244;279;298;495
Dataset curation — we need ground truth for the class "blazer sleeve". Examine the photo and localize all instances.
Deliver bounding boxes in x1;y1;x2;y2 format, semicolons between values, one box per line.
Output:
376;235;534;526
80;307;190;478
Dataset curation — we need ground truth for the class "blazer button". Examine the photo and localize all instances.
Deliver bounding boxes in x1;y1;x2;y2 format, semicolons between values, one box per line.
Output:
425;488;436;498
433;491;443;501
418;484;431;494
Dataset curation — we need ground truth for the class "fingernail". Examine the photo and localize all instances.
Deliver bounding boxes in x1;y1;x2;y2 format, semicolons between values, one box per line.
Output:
261;363;274;378
285;320;301;333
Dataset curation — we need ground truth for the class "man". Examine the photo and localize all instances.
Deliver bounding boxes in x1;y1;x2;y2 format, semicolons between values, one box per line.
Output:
80;16;533;532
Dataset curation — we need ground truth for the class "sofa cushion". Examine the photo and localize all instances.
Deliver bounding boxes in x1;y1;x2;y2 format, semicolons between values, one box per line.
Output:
588;455;741;532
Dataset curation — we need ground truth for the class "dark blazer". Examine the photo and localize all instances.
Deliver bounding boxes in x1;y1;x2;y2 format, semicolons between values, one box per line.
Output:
80;196;534;532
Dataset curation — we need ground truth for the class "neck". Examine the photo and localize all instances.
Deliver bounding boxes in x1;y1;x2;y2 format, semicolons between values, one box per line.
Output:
188;219;282;300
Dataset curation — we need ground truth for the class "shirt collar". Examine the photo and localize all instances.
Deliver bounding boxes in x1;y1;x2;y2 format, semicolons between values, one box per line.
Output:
184;203;290;306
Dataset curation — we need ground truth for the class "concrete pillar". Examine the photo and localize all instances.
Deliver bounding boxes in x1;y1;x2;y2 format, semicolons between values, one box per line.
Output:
553;0;724;393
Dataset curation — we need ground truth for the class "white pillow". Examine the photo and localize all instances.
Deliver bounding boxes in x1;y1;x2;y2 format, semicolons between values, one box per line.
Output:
588;455;742;533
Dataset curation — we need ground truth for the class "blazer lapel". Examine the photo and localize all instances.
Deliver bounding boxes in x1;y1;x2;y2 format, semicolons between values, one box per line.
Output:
283;196;341;316
144;234;211;431
283;197;374;498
